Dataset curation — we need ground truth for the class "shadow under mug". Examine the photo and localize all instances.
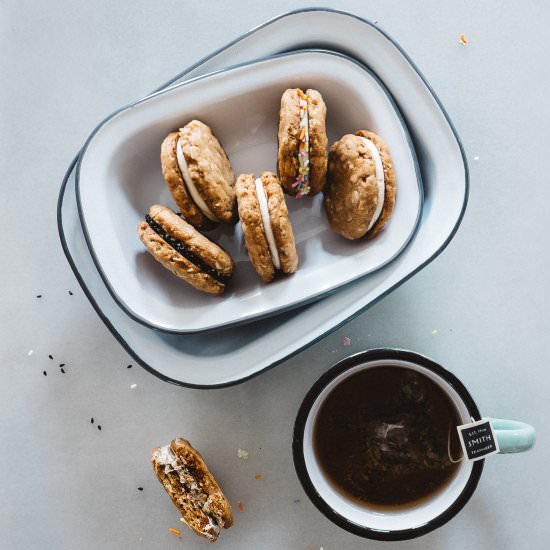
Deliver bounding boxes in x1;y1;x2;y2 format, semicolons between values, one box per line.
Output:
292;349;536;541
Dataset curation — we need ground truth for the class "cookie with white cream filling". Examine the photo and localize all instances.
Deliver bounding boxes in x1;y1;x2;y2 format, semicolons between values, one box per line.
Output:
323;131;396;240
235;172;298;283
161;120;236;230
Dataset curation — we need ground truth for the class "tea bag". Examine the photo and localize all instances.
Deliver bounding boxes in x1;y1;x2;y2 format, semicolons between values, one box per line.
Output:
348;372;452;484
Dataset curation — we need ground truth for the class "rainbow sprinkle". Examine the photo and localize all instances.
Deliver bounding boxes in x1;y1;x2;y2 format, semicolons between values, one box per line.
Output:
293;88;311;197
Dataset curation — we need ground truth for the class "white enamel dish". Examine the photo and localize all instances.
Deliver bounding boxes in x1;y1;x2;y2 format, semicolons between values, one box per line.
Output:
76;50;422;333
58;8;468;387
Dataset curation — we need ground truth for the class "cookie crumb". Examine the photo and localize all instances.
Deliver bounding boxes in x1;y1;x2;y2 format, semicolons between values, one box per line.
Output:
255;474;262;480
460;33;468;45
169;528;181;536
343;336;351;346
237;448;249;460
237;501;244;512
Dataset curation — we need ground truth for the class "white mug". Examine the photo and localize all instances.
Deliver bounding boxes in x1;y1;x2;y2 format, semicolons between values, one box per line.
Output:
293;349;535;540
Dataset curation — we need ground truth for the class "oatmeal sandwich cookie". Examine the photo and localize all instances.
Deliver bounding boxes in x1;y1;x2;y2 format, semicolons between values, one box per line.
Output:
235;172;298;283
277;88;327;197
138;205;234;295
161;120;236;230
152;438;233;543
324;130;396;240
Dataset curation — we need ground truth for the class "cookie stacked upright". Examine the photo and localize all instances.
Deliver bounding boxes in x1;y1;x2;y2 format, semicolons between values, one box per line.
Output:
235;172;298;283
277;88;328;197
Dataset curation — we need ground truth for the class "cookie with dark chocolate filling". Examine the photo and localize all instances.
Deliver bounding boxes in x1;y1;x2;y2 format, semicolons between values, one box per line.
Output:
138;204;234;295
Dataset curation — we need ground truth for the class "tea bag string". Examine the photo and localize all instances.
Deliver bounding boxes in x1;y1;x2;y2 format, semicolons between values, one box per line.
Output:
448;423;464;464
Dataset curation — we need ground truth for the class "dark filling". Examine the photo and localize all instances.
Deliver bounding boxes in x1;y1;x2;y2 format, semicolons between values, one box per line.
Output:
145;215;231;285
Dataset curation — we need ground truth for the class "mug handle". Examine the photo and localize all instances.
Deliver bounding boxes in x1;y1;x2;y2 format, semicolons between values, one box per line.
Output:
490;418;536;453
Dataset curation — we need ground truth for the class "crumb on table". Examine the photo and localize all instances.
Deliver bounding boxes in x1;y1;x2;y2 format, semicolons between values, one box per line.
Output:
237;448;249;460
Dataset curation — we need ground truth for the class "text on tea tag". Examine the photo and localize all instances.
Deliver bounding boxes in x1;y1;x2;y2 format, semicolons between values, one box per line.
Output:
457;418;499;461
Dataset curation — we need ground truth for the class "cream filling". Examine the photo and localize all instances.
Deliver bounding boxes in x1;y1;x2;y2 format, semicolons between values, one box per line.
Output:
176;138;218;222
254;177;281;270
156;444;176;465
359;136;385;231
296;96;310;194
203;516;221;538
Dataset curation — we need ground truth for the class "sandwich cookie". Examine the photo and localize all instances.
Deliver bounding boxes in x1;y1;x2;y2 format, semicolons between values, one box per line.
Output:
151;438;233;543
161;120;236;230
235;172;298;283
324;130;396;240
138;205;234;295
277;88;328;197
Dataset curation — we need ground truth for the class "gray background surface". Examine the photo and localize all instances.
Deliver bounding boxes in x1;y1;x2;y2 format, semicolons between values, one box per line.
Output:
1;1;548;548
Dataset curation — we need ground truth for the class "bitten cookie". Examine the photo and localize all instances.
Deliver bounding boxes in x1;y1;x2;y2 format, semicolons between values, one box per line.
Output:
151;438;233;543
138;205;234;295
235;172;298;283
277;88;327;197
160;120;236;230
324;131;396;240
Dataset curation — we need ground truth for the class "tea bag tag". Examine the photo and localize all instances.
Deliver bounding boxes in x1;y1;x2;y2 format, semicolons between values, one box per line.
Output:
456;418;499;461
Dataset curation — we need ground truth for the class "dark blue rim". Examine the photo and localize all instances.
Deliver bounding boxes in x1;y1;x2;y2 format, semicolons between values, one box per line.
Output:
74;48;424;334
57;7;469;389
292;349;484;540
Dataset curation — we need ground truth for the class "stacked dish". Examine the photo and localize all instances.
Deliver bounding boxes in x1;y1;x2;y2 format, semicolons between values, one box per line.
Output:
58;8;468;388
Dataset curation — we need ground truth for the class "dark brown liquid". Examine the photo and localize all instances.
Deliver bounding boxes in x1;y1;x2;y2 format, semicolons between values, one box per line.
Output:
314;367;462;509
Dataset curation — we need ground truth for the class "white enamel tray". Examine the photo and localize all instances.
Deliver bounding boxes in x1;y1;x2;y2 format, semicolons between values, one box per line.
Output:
58;8;468;387
76;50;422;333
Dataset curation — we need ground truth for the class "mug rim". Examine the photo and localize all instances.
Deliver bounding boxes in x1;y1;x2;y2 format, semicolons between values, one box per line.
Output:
292;348;484;541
